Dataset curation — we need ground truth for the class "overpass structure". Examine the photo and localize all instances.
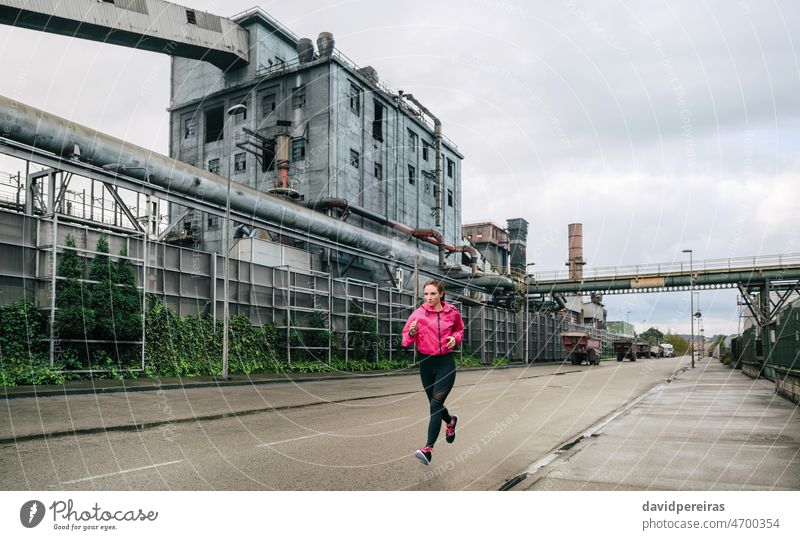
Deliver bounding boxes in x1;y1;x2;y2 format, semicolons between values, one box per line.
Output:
0;0;249;70
527;254;800;380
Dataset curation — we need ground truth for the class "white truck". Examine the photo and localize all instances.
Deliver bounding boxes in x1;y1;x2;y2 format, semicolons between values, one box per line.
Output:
661;343;675;357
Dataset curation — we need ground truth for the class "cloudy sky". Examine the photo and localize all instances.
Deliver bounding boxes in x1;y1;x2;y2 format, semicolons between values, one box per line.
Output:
1;0;798;336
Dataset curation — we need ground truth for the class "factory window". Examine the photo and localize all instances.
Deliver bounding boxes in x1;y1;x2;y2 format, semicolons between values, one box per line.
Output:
207;216;219;229
374;162;383;181
372;101;385;141
208;158;220;175
183;117;196;139
447;158;455;178
186;9;197;25
350;149;360;168
422;142;430;161
205;107;224;143
408;165;416;185
261;93;276;117
424;178;430;194
349;83;361;115
447;189;453;207
263;140;276;171
234;152;246;173
291;138;306;161
292;86;305;109
231;103;247;124
407;129;418;153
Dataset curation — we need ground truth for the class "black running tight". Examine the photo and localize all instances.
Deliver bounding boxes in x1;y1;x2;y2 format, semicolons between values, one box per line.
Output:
419;352;456;447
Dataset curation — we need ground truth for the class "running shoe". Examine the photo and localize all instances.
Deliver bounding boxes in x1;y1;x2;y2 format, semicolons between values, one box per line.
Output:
445;415;458;443
414;447;433;465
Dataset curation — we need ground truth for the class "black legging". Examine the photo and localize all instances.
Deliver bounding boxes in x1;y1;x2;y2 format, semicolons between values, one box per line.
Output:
419;352;456;447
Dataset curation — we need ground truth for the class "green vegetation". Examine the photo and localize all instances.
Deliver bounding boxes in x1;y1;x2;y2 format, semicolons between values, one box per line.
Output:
663;333;689;355
640;327;664;345
0;300;66;386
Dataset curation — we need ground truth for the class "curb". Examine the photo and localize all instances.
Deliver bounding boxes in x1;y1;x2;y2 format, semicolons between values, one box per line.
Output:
1;361;565;399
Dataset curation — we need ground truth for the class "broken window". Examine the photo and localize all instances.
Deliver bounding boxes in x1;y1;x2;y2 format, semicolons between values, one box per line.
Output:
261;93;276;117
186;9;197;25
350;149;360;168
407;129;418;153
204;106;224;143
374;162;383;181
447;158;455;178
292;139;306;161
208;158;220;174
184;117;196;139
234;152;246;173
349;83;361;115
408;165;416;185
422;142;430;161
207;215;219;229
372;100;384;141
292;86;306;109
448;188;453;207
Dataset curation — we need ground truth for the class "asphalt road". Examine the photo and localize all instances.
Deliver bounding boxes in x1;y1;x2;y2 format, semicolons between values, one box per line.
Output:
1;356;688;490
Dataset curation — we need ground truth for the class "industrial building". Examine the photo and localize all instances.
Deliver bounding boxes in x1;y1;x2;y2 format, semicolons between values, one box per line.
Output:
0;0;618;368
168;8;464;283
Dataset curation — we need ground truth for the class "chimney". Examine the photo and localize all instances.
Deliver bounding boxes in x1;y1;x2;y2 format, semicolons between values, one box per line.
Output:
566;223;586;280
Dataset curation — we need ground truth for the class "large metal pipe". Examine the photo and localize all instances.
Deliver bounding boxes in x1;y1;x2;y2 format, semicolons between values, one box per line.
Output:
303;198;479;272
0;95;446;269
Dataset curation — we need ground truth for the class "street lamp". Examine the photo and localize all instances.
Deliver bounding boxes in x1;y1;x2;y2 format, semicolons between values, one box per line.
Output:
682;249;694;368
222;103;247;380
524;262;535;364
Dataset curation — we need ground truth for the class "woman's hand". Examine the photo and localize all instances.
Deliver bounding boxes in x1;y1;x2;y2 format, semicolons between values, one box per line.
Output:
409;320;418;337
446;336;456;350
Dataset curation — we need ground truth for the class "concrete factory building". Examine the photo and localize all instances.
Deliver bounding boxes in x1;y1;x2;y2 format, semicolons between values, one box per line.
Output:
169;9;463;278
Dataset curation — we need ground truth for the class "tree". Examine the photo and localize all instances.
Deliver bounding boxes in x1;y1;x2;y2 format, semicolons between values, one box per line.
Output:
113;246;142;341
89;235;118;340
640;327;664;345
55;234;94;338
663;333;689;356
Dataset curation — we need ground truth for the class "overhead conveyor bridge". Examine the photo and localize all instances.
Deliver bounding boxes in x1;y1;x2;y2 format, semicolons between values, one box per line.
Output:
0;0;249;70
527;254;800;295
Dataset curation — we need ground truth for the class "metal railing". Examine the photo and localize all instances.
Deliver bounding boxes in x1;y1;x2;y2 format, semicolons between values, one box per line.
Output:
532;253;800;282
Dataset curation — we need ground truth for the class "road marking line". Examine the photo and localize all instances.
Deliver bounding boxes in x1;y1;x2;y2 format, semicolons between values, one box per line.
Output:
61;459;183;485
257;433;325;447
367;416;408;426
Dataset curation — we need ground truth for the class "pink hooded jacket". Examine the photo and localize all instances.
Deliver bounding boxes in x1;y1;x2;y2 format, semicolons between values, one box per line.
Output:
401;301;465;356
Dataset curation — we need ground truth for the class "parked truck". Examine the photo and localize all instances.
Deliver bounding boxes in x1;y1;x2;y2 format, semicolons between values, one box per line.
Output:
613;338;637;361
635;342;651;359
661;343;675;357
561;331;603;366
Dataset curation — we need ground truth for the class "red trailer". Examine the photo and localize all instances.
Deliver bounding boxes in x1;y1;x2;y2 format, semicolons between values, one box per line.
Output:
613;338;637;361
561;331;603;366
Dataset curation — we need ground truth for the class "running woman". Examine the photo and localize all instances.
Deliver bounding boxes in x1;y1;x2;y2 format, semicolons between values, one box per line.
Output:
402;279;464;465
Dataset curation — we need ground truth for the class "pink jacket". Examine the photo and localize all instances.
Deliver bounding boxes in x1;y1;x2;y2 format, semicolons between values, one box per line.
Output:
401;301;465;356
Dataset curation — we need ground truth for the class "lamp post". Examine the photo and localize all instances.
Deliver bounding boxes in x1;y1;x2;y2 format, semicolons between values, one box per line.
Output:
682;249;694;368
524;262;536;364
222;103;247;380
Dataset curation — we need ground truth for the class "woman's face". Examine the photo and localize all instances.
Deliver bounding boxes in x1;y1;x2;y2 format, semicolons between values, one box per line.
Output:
423;285;443;307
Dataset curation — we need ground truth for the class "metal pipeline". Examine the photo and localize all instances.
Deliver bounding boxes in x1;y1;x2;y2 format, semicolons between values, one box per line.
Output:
303;198;479;272
0;94;446;270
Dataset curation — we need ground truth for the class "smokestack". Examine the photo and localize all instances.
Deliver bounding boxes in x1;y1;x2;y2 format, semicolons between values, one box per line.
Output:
567;223;585;280
506;218;528;274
